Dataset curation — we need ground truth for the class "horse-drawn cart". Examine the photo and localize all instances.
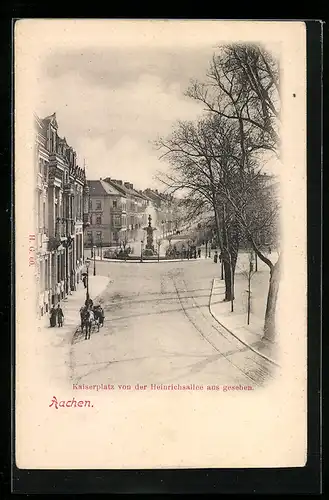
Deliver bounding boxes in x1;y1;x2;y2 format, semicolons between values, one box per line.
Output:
79;304;105;340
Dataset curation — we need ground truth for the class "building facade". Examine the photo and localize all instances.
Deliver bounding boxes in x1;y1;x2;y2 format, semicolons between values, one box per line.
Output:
86;180;127;248
104;178;149;244
34;112;89;317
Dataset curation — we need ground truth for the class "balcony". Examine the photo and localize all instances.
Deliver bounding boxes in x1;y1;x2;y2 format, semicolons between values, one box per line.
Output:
55;218;75;239
63;182;74;195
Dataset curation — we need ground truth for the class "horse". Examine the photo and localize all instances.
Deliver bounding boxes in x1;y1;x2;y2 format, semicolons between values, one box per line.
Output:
81;308;95;340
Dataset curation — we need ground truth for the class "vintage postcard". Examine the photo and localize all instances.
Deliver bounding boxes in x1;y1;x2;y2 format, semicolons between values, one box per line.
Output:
14;19;307;469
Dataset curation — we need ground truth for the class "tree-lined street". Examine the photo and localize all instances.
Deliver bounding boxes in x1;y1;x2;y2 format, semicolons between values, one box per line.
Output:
70;260;276;387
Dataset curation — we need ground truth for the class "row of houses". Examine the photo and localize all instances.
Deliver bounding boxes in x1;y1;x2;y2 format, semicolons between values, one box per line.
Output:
86;179;178;248
33;112;180;316
34;112;90;317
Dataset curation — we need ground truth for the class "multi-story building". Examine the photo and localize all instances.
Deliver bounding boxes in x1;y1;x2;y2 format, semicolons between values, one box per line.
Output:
34;112;89;317
104;178;149;243
86;179;127;248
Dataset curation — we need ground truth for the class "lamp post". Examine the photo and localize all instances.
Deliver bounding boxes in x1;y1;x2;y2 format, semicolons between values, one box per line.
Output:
85;259;90;301
140;240;144;263
157;238;161;262
93;245;96;275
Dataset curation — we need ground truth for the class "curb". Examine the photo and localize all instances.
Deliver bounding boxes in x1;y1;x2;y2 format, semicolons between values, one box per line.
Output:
209;278;280;367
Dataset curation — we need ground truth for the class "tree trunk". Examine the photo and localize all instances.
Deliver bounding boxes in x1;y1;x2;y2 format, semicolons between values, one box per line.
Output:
263;258;281;342
223;254;237;302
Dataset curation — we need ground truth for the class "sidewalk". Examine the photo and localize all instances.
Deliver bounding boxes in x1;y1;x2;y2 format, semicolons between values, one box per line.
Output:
92;256;207;263
37;275;110;386
209;276;279;365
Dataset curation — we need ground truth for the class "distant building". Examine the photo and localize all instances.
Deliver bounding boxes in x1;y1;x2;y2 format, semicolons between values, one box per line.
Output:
86;179;127;248
104;178;149;243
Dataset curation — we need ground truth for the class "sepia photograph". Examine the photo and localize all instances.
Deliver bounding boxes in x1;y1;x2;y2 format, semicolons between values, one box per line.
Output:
15;19;307;470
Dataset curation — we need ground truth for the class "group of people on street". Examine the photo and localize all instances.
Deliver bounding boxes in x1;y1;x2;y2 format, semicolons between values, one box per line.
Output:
80;297;105;331
165;245;203;260
49;304;64;328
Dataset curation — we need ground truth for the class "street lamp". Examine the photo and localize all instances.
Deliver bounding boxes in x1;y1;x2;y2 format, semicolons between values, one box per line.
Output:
85;259;90;301
93;245;96;276
157;238;161;262
140;240;144;263
100;235;103;261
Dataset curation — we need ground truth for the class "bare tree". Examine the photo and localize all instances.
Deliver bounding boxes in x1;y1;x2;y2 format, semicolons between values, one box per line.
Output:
185;43;280;156
156;108;280;341
183;43;281;342
155;117;241;302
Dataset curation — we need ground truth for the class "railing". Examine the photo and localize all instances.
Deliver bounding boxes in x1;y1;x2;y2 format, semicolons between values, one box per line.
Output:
63;182;74;195
55;218;75;238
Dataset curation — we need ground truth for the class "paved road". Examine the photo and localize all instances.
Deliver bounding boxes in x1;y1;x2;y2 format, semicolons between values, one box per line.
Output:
70;260;276;388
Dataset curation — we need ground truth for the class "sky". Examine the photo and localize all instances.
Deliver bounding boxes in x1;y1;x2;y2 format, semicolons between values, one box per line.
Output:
34;22;281;191
36;46;215;190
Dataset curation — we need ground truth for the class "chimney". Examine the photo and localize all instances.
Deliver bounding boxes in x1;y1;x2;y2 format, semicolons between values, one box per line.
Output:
124;182;130;189
130;183;134;189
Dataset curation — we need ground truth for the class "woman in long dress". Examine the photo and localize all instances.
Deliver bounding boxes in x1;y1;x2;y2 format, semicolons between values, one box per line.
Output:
49;306;57;327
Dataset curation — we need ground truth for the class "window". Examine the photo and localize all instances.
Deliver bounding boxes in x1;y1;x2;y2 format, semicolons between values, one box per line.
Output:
96;200;102;210
96;216;102;225
113;215;121;227
87;232;93;244
89;198;92;210
96;231;102;242
113;200;117;208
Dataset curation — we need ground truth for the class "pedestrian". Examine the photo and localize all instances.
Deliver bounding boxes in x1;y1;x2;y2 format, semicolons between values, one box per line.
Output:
194;248;197;259
198;248;201;258
214;250;218;264
49;305;57;328
268;246;272;254
57;304;64;327
82;275;87;289
80;305;87;330
85;297;93;309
